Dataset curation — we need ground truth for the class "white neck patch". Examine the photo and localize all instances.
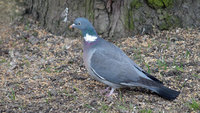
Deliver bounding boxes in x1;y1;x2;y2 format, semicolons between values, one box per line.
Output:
84;34;97;42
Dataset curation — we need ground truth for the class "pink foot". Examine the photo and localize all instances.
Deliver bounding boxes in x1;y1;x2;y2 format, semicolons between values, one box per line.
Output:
105;88;115;97
100;87;110;94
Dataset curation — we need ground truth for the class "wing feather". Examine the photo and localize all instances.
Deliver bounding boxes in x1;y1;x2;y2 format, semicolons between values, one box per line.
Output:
90;49;140;84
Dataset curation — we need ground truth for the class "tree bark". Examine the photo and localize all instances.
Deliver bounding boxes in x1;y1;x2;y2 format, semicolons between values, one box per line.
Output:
25;0;200;39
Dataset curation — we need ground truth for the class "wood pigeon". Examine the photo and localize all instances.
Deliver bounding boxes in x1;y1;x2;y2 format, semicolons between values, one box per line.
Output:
69;17;180;100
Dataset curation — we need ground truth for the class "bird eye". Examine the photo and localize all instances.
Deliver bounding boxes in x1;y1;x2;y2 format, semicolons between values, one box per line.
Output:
78;22;81;25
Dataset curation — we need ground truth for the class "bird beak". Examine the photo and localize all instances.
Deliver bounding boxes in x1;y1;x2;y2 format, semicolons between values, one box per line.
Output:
69;24;75;29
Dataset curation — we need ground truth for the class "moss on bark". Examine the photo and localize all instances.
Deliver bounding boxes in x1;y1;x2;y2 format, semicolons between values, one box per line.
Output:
124;0;142;31
147;0;173;9
159;14;181;30
85;0;94;23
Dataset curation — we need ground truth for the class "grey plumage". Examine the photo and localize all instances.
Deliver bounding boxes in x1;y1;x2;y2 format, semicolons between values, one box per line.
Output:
70;17;180;100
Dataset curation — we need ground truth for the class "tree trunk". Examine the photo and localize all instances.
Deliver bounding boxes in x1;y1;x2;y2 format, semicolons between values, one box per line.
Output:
25;0;200;39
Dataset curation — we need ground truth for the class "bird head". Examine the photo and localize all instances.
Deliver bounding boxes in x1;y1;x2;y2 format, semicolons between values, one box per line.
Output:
69;17;97;37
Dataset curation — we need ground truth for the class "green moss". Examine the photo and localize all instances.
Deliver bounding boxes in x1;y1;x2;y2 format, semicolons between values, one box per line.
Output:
148;0;164;9
85;0;94;22
158;14;181;30
147;0;173;9
130;0;142;9
124;12;129;29
125;0;141;30
129;10;134;30
125;8;134;30
159;21;169;30
163;0;173;7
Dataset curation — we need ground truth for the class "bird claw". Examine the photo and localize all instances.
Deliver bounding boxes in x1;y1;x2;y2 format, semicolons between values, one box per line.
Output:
100;87;116;97
105;88;116;97
100;87;110;94
105;93;112;97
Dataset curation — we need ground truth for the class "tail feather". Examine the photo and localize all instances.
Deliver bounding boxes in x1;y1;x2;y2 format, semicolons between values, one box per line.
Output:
137;77;180;100
153;85;180;100
142;70;163;84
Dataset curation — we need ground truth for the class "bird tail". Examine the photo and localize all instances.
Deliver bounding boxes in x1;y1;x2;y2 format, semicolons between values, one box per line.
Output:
125;77;180;100
137;77;180;100
152;85;180;100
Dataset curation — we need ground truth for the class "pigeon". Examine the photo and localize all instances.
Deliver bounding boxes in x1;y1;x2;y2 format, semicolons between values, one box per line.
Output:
69;17;180;100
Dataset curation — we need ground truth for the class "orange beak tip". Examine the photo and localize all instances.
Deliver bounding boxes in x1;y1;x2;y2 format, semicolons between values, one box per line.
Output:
69;25;73;29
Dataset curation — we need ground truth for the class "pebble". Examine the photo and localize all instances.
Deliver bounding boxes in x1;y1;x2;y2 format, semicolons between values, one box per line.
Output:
28;36;39;45
9;60;17;70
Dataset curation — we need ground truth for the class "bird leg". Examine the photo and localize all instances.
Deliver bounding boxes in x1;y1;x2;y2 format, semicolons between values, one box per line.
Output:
100;87;110;94
105;88;115;97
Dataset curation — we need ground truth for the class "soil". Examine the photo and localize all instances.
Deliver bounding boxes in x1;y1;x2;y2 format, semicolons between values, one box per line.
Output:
0;1;199;113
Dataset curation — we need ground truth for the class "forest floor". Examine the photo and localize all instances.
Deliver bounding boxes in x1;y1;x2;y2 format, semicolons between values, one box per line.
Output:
0;1;200;113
